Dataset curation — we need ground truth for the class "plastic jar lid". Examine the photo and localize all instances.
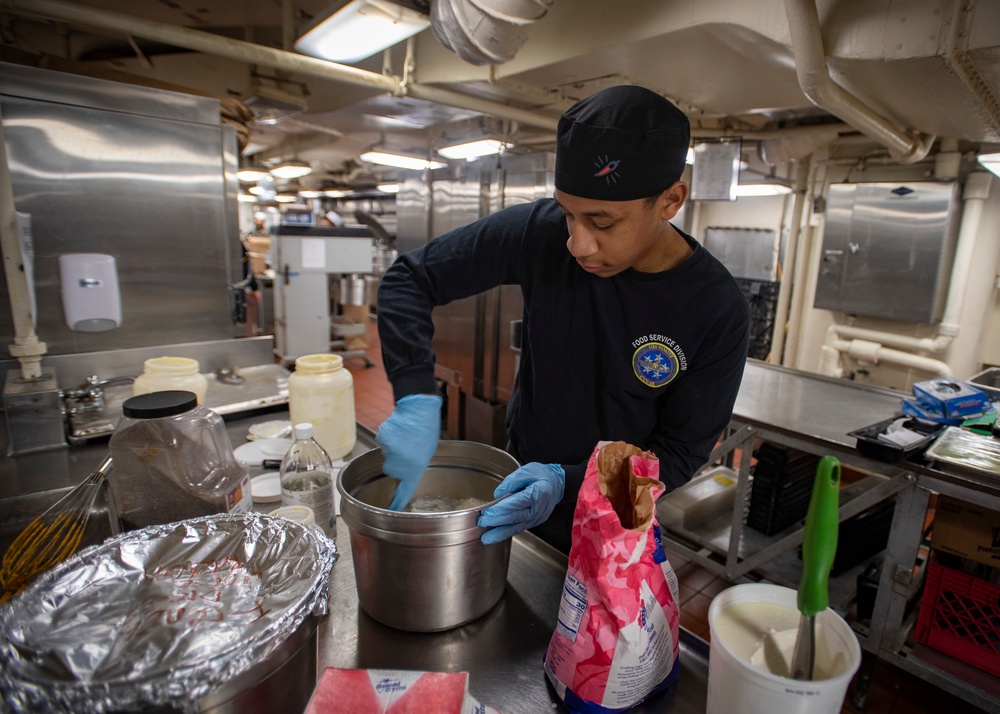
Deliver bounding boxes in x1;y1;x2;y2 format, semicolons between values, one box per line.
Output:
294;353;344;373
122;390;198;418
271;505;316;526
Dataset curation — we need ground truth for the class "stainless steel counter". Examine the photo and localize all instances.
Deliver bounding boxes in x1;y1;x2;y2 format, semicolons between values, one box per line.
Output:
734;360;905;447
320;522;710;714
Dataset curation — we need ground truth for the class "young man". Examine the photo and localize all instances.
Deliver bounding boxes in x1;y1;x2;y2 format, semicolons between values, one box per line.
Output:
375;85;750;553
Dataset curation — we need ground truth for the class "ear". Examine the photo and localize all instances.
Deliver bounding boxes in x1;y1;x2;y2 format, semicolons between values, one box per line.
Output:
658;181;688;220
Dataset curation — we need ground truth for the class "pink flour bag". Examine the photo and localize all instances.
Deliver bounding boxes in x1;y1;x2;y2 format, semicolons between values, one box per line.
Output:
543;441;681;713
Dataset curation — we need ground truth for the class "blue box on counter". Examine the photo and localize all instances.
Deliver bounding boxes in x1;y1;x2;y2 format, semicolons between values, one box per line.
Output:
900;397;964;425
912;378;990;419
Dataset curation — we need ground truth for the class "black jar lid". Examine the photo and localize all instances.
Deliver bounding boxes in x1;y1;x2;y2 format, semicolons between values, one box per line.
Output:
122;390;198;418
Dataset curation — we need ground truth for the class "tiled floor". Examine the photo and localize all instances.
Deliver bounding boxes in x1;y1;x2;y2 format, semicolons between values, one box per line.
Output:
341;315;991;714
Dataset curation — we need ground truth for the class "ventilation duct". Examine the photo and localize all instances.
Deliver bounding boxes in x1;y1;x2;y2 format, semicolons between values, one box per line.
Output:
432;0;553;65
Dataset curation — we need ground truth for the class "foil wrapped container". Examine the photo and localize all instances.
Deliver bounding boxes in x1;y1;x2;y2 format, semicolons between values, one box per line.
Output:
0;512;337;713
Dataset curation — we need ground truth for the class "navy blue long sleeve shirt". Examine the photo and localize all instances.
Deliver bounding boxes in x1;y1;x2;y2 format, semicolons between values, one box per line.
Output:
377;198;750;551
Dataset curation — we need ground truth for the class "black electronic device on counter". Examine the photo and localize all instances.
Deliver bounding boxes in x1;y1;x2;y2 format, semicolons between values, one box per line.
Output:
848;415;945;462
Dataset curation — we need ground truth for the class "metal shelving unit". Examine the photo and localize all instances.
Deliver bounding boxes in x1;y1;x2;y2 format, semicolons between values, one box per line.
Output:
659;360;1000;711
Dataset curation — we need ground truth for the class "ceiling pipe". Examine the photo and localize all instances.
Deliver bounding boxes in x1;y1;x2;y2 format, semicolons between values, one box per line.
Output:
1;0;560;132
783;0;935;164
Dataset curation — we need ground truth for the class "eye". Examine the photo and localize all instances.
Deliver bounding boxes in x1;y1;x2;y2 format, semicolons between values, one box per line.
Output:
592;220;614;231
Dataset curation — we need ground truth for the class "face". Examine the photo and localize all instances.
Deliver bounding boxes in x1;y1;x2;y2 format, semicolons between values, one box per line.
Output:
554;183;687;277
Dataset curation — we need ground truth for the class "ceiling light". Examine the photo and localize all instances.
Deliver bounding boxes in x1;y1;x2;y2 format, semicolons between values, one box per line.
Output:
376;183;400;193
323;189;350;198
977;152;1000;178
248;185;265;195
298;189;324;198
237;193;257;203
270;158;312;179
236;158;269;182
274;190;299;203
295;0;431;63
438;139;506;161
734;183;793;197
361;150;446;170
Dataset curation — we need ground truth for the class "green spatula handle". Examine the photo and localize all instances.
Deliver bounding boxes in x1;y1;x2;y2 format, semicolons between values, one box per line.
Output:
798;456;841;617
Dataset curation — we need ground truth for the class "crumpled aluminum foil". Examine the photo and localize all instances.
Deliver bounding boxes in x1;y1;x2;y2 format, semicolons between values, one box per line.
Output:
0;512;337;713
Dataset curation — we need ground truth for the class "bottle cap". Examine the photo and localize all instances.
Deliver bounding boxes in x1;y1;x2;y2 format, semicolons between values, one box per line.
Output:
293;422;315;440
122;390;198;418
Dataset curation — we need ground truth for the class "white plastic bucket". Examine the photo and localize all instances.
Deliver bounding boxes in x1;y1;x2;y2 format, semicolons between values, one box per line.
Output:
707;584;861;714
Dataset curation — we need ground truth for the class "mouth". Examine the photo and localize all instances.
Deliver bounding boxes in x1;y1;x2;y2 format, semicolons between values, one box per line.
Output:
578;262;606;274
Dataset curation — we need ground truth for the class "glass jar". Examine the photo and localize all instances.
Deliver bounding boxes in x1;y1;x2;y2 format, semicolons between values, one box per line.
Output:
288;353;356;460
109;390;251;530
132;356;208;404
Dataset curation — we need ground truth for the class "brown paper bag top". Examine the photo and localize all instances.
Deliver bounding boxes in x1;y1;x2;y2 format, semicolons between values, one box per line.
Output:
597;441;660;531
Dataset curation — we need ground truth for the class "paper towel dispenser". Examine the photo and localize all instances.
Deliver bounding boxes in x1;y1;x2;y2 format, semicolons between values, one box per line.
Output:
59;253;121;332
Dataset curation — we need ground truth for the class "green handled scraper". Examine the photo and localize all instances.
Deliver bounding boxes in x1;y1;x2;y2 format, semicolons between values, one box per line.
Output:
790;455;841;681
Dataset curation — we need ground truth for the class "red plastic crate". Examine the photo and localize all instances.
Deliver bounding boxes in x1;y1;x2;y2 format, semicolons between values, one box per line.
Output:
915;553;1000;677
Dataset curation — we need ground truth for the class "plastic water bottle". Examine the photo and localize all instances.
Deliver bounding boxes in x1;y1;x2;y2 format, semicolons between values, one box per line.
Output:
280;422;335;538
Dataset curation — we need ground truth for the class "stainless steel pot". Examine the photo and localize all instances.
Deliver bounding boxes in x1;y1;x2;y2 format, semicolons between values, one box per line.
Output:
338;441;519;632
338;274;368;306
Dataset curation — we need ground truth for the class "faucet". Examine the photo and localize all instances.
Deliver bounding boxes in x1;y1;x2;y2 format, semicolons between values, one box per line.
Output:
62;375;136;413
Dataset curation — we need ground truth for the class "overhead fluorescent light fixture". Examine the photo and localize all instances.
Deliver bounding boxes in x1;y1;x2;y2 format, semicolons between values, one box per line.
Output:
734;183;793;197
237;193;257;203
978;151;1000;178
298;189;324;198
376;183;399;193
438;139;506;161
361;150;446;170
323;189;350;197
270;158;313;179
274;190;299;203
295;0;431;64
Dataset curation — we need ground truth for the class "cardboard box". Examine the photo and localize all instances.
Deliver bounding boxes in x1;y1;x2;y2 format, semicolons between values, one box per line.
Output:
339;304;371;350
932;495;1000;568
912;378;990;419
305;669;503;714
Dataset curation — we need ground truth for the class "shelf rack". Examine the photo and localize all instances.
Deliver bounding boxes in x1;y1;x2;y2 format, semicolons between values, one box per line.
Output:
658;360;1000;711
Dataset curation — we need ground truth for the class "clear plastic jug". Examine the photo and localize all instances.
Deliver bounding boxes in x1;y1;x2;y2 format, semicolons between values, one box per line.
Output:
109;390;251;530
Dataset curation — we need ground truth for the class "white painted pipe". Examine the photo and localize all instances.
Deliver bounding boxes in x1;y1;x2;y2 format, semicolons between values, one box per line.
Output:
828;338;952;378
783;0;935;164
769;158;810;365
5;0;560;131
0;102;47;378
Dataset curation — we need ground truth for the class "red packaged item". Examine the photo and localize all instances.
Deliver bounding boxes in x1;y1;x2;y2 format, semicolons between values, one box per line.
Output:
543;441;681;713
305;668;503;714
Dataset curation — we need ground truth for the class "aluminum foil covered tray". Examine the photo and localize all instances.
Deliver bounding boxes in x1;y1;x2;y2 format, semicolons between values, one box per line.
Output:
0;512;337;713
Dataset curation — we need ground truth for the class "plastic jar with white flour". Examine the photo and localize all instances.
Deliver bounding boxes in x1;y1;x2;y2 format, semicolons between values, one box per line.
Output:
288;353;356;460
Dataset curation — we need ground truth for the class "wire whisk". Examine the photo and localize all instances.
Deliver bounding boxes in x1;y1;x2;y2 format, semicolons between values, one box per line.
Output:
0;455;113;604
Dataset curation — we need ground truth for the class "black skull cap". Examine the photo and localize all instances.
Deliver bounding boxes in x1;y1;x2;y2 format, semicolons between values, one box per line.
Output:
554;85;690;201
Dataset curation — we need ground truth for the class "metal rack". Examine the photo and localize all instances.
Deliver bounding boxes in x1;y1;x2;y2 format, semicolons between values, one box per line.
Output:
658;360;1000;711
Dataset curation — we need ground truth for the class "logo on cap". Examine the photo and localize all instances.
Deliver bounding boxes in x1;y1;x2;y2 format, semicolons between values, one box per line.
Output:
593;155;621;185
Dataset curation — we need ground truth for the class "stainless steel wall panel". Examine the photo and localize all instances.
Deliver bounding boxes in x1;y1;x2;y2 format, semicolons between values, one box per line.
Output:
0;63;240;368
704;227;779;281
814;181;960;323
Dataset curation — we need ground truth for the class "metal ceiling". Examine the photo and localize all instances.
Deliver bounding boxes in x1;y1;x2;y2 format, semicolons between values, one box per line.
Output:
1;0;999;188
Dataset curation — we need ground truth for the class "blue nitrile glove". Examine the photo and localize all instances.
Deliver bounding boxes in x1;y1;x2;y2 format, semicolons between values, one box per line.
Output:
477;463;565;545
376;394;442;511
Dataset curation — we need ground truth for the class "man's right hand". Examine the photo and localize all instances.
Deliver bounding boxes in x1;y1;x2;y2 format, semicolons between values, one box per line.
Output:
376;394;442;511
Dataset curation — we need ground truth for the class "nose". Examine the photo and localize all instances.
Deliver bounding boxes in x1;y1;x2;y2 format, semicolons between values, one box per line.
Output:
566;227;598;259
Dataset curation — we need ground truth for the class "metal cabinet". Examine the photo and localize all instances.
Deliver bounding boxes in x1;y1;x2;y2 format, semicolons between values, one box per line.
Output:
814;182;960;323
